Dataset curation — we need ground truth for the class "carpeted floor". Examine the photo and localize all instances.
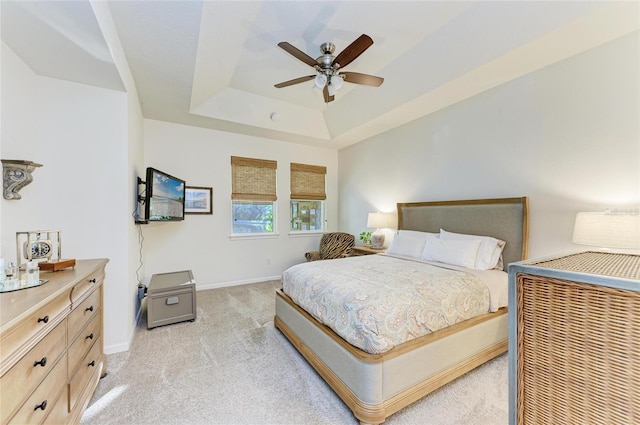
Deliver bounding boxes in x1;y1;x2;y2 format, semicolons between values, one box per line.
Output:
81;280;508;425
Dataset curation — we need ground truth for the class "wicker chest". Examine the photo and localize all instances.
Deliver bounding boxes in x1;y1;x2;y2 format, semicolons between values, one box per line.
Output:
508;251;640;425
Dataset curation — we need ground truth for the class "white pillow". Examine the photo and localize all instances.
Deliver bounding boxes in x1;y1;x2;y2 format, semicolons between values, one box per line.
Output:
386;233;429;258
397;230;439;239
439;229;505;270
421;238;481;269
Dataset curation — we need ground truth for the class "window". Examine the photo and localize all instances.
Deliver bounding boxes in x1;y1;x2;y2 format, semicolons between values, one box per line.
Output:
290;163;326;232
232;201;274;233
231;156;277;234
291;200;323;231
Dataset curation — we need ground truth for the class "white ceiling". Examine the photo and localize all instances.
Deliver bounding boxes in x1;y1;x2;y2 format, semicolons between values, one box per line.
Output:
2;1;638;149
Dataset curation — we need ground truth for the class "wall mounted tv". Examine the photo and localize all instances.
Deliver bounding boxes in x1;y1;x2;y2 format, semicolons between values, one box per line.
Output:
144;167;186;222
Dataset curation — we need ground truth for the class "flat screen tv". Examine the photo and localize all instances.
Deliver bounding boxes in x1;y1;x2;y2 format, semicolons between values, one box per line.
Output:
144;167;185;221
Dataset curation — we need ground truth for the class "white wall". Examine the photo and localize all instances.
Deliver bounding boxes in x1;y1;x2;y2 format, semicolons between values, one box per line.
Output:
0;42;39;255
2;4;146;354
338;32;640;259
139;119;338;288
91;0;147;351
1;42;134;353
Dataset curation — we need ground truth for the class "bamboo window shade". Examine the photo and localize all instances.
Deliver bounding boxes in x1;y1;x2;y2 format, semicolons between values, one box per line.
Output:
290;163;326;200
231;156;277;201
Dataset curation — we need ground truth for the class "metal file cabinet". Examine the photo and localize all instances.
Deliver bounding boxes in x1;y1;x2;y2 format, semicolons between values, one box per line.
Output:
147;270;196;329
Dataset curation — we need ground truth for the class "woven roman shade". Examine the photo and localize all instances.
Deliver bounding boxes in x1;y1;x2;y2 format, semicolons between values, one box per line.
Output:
231;156;277;201
290;163;326;200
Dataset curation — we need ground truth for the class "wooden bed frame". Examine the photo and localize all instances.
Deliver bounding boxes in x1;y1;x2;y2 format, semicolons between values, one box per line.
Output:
275;197;529;424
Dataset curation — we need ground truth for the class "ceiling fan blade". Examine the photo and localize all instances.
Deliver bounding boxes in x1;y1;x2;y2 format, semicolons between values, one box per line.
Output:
342;72;384;87
332;34;373;69
274;75;316;88
277;42;318;68
323;85;335;103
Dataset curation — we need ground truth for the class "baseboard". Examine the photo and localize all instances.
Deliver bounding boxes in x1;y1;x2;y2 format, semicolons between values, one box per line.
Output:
104;300;143;355
105;341;129;355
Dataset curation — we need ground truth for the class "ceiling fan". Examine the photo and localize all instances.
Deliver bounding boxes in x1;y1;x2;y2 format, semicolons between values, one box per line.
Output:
274;34;384;103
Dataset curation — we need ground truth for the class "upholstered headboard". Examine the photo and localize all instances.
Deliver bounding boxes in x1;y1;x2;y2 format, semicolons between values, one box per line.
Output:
397;197;529;269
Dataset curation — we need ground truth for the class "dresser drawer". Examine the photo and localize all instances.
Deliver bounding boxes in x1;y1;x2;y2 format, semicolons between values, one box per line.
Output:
70;268;104;305
68;313;101;377
0;290;71;376
40;389;68;425
0;319;66;424
8;352;67;425
69;335;103;412
68;288;100;340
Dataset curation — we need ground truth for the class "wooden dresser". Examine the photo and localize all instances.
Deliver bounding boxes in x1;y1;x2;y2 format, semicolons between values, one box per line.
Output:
0;259;108;425
508;252;640;425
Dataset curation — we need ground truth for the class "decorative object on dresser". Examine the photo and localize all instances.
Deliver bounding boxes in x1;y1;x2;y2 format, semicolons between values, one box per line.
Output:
1;159;43;200
367;212;396;249
508;252;640;425
16;230;76;274
0;259;108;425
146;270;197;330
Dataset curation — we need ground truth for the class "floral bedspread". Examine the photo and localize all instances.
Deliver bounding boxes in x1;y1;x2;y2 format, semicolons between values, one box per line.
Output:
282;254;491;354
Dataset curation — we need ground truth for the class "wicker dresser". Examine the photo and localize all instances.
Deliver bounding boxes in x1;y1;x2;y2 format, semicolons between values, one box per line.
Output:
0;259;108;425
507;251;640;425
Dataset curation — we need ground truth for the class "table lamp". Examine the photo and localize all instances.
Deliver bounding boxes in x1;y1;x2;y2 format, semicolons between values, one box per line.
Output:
572;211;640;250
367;212;396;249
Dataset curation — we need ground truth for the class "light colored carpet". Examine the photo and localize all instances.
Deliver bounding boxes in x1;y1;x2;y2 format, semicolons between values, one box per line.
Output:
81;280;508;425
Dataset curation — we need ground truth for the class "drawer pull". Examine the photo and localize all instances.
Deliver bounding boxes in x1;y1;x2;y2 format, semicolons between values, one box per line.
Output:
86;333;94;340
34;400;47;411
33;356;47;367
88;360;96;367
89;278;96;283
37;315;49;324
85;305;94;312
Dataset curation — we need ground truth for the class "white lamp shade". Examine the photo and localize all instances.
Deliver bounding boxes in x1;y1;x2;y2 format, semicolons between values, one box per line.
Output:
367;212;396;229
314;74;327;89
573;212;640;249
331;75;344;90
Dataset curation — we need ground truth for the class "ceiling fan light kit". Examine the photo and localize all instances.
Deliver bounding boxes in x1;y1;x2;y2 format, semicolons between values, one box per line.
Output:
314;74;328;89
275;34;384;103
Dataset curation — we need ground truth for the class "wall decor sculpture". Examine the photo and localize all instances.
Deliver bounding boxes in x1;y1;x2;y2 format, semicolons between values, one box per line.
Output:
2;160;43;200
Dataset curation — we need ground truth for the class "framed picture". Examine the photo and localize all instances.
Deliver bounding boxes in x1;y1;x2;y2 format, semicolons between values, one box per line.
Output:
185;186;212;215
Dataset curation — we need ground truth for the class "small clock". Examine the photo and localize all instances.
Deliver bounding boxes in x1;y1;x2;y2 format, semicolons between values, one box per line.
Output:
23;239;53;260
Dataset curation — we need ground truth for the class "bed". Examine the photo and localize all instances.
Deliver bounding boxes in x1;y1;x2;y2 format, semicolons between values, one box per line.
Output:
275;197;529;424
